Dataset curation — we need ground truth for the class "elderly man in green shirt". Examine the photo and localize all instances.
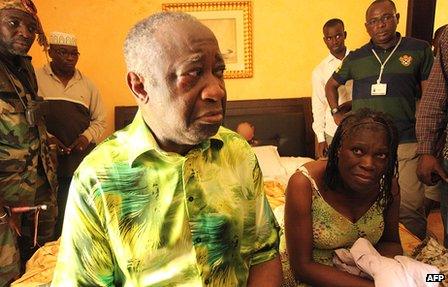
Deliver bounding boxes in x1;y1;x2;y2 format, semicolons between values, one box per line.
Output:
51;12;282;287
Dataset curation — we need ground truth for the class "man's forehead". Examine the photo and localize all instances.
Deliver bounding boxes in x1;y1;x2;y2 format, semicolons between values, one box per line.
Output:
156;21;218;52
324;24;343;35
366;2;395;18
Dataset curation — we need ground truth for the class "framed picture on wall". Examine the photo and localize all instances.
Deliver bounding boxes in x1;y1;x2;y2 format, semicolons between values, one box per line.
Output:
162;1;253;79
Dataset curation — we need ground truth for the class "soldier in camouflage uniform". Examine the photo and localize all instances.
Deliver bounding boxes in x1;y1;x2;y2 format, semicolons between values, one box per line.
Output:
0;0;58;285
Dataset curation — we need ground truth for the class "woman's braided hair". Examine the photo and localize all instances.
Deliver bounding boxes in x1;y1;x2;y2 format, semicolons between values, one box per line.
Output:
324;108;399;210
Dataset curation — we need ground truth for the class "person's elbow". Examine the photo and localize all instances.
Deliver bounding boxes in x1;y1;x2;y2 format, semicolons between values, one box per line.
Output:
325;77;340;98
247;255;283;287
290;259;314;283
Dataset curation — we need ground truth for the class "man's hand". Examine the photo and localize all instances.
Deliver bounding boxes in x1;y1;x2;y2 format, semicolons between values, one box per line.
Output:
69;135;90;153
417;154;448;185
0;199;21;236
331;101;351;126
48;136;70;155
332;112;344;125
316;141;329;158
338;100;352;114
7;212;21;236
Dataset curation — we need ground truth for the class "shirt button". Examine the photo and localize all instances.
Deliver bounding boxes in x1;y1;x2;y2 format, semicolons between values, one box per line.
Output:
195;237;201;244
188;196;194;202
204;278;210;285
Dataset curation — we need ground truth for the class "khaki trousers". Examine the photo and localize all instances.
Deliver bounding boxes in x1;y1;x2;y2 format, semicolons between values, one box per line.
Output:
398;143;441;240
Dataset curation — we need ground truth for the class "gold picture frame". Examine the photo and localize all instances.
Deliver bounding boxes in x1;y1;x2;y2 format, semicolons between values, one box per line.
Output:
162;1;253;79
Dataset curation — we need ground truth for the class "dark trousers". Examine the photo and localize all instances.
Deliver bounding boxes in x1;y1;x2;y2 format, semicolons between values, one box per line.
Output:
54;177;71;240
18;165;57;271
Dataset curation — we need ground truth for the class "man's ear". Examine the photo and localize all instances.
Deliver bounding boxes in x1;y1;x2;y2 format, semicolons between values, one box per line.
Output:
48;46;55;59
127;72;148;104
396;13;400;24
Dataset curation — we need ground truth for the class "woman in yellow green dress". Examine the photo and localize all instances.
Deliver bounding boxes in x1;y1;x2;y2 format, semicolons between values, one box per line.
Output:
284;108;403;286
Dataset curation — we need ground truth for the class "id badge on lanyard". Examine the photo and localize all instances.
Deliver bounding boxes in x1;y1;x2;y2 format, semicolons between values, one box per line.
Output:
371;83;387;96
371;37;402;96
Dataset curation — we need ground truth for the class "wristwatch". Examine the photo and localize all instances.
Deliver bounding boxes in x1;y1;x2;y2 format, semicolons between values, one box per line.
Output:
330;107;339;115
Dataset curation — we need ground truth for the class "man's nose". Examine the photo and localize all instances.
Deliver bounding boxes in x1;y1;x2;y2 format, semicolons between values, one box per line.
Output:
376;20;387;28
18;24;34;39
202;75;226;102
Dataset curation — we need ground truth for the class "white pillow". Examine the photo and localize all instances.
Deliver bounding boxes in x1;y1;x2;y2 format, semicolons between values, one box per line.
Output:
252;145;286;178
279;156;314;177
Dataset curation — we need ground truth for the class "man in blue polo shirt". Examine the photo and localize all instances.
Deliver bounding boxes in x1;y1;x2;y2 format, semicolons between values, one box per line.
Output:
325;0;434;240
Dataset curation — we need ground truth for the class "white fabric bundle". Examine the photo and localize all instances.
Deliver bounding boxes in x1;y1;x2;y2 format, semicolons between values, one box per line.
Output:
334;238;440;287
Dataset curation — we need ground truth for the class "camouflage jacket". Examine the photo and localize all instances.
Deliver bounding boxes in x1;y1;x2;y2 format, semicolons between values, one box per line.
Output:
0;54;57;206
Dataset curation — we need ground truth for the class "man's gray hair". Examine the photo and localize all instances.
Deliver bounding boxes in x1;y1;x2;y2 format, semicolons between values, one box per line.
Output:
124;11;199;85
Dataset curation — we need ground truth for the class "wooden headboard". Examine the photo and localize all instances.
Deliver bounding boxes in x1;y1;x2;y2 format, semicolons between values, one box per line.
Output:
224;98;314;157
115;98;314;158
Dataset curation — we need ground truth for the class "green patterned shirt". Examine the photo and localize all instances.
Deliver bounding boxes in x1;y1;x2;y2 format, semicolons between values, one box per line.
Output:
52;111;280;287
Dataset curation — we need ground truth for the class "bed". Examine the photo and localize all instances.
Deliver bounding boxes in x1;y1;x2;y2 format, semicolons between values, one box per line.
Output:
12;98;446;286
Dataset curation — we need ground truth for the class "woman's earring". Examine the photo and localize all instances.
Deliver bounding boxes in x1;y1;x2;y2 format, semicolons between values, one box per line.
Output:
379;174;386;193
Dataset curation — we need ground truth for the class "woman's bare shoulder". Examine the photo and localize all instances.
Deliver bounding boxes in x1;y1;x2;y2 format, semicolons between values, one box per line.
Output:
302;159;327;182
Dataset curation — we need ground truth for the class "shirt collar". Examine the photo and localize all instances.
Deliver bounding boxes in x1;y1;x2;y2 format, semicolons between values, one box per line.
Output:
325;48;349;64
368;32;402;51
0;52;32;70
126;110;224;166
44;63;82;81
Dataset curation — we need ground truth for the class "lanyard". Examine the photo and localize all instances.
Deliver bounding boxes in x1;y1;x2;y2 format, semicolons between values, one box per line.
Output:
371;37;402;84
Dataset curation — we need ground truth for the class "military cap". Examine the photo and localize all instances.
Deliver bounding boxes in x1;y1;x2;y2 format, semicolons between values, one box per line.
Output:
0;0;38;16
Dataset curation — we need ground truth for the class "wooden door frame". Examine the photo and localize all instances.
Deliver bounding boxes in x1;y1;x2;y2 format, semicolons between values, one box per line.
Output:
406;0;437;43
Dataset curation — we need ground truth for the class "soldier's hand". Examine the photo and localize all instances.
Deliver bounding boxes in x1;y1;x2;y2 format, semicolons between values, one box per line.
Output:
417;154;448;185
7;212;21;236
0;200;21;236
69;135;89;153
48;136;70;155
